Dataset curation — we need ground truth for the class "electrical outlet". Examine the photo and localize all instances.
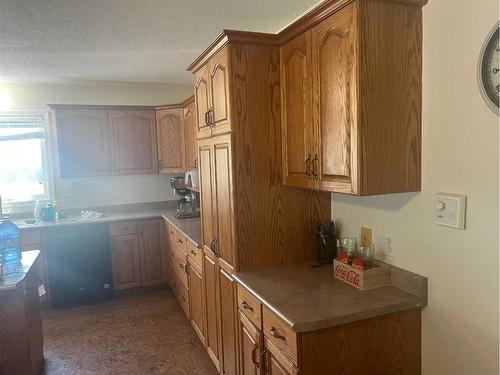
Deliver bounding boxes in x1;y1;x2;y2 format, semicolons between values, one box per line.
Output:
384;237;395;257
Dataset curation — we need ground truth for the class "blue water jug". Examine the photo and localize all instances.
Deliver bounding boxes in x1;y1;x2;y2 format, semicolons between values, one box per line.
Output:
0;218;21;275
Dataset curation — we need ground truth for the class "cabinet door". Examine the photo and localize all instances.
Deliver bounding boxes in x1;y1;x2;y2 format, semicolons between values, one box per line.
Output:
198;138;216;257
265;338;299;375
212;134;235;270
188;259;205;343
110;234;141;290
20;230;48;302
156;108;186;173
209;47;231;136
203;252;221;370
184;99;198;170
194;65;212;139
108;110;158;175
239;311;263;375
280;31;315;190
138;220;168;287
218;267;238;375
55;109;111;178
311;3;358;194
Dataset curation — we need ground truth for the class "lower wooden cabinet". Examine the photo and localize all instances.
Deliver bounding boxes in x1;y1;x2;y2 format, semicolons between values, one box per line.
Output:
218;266;238;375
264;338;299;375
188;258;205;343
110;219;167;290
20;229;48;302
204;251;221;370
238;312;264;375
110;233;141;290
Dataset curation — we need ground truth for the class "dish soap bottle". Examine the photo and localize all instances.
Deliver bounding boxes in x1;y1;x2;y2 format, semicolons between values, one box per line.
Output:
0;216;21;275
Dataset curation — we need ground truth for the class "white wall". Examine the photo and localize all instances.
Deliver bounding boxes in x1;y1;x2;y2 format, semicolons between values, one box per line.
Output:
0;81;193;209
331;1;499;374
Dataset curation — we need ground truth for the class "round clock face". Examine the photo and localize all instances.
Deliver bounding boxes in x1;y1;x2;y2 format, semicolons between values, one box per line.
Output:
478;23;500;115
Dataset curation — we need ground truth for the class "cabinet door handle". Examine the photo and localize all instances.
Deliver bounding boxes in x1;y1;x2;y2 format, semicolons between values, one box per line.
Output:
210;238;216;254
190;250;197;255
270;327;286;340
207;107;214;127
178;238;183;244
184;263;190;275
305;154;312;179
179;263;184;269
194;158;198;168
251;343;259;366
204;111;209;126
241;301;254;311
213;238;220;258
311;154;319;180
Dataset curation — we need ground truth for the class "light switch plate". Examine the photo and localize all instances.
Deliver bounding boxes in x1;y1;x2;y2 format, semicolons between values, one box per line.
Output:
434;193;466;229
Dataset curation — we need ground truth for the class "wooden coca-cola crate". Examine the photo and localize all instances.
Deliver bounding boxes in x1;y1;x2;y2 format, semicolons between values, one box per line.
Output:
333;259;391;290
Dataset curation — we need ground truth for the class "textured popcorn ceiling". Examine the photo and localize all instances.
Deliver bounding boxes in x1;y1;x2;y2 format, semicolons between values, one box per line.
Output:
0;0;320;84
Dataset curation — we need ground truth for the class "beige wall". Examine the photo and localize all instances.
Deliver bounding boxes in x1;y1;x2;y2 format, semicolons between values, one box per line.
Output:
0;81;193;209
331;1;499;374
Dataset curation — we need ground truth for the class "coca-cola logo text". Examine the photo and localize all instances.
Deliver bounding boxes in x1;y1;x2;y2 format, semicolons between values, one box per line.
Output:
335;264;361;287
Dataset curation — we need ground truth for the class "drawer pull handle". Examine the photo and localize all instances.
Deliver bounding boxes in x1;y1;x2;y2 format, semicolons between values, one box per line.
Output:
190;250;197;255
179;263;184;269
178;238;183;244
241;301;254;311
180;296;186;302
170;230;174;235
270;327;286;340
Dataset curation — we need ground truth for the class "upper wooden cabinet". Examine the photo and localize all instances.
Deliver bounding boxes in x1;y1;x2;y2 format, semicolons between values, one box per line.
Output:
108;110;158;175
156;108;186;173
53;106;158;178
193;47;231;139
184;98;198;170
280;0;423;195
55;109;111;178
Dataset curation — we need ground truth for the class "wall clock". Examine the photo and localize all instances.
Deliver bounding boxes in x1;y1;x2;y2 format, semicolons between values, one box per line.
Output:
478;22;500;115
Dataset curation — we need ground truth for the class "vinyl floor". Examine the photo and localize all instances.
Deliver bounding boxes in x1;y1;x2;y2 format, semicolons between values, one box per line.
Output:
41;288;218;375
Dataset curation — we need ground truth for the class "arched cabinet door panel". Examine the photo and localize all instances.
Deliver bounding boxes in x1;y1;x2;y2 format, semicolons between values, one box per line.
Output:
156;108;186;173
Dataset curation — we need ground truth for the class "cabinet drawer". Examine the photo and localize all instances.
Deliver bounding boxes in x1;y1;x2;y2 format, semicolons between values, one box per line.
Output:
186;240;202;269
263;305;298;365
172;248;188;286
166;223;187;253
176;276;190;318
237;284;262;329
110;221;137;236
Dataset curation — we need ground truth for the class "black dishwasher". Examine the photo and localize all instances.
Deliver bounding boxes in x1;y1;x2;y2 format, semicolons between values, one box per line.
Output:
45;223;113;308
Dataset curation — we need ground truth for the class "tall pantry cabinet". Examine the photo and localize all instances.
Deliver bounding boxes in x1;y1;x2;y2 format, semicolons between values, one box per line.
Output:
189;32;331;374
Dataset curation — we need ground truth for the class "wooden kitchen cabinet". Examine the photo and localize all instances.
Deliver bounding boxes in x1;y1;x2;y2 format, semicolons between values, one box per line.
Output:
110;219;166;290
53;106;158;178
264;338;298;375
55;109;111;177
108;110;158;175
184;97;198;170
193;47;231;139
110;233;141;290
156;108;186;173
280;30;315;190
238;312;263;375
138;219;168;287
203;251;221;370
187;257;205;343
280;0;423;195
194;64;212;139
198;134;235;270
218;266;238;375
20;229;48;302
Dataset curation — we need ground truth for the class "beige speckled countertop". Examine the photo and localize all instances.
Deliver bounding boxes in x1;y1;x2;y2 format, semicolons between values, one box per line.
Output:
13;201;202;247
234;262;427;333
0;250;40;292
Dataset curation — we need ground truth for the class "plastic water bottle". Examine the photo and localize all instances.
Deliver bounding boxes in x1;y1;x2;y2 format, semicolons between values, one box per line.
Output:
0;218;21;275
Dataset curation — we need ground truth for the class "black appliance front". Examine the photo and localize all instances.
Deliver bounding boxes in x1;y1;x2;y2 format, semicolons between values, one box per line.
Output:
45;223;113;308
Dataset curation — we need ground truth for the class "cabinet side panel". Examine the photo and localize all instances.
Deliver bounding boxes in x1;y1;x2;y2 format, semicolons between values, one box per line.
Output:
299;308;421;375
230;43;330;271
359;0;422;195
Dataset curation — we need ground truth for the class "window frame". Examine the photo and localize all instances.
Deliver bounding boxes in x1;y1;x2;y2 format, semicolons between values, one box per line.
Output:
0;111;55;214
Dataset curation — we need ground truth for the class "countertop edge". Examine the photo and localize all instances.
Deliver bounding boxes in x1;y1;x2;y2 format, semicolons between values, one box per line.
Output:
233;273;424;334
161;215;201;248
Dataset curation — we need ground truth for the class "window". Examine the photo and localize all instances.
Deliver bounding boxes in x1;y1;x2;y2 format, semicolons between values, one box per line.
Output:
0;112;53;211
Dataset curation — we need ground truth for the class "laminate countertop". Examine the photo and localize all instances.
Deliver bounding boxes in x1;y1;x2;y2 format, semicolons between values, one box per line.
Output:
234;262;427;333
0;250;40;292
13;202;202;247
